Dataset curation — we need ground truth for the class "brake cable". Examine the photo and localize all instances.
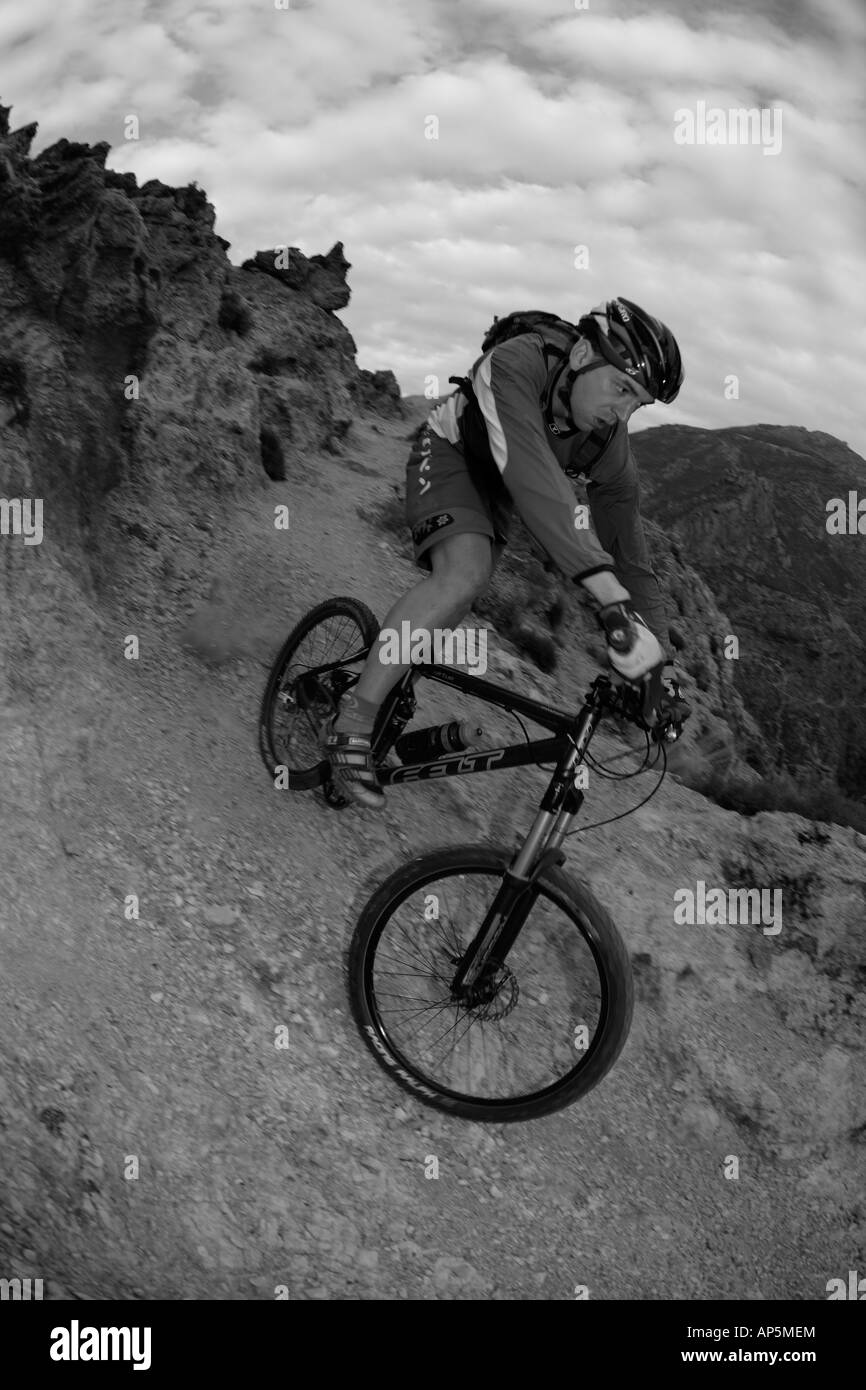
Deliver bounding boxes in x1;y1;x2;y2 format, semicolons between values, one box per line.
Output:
565;737;669;838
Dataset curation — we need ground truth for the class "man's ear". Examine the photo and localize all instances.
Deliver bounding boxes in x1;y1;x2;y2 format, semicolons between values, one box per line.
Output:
568;336;595;370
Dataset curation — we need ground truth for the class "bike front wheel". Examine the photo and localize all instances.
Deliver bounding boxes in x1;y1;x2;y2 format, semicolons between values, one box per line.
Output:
348;845;634;1122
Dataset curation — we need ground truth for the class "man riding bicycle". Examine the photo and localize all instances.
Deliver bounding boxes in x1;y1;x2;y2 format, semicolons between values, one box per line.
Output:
321;296;688;809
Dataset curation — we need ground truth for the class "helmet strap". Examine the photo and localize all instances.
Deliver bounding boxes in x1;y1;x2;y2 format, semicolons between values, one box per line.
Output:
543;358;609;438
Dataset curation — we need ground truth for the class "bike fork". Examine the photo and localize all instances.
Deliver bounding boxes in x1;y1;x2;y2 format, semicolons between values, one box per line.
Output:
450;721;597;995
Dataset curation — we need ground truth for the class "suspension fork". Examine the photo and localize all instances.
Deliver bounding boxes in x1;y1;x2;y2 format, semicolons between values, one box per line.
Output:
450;704;602;994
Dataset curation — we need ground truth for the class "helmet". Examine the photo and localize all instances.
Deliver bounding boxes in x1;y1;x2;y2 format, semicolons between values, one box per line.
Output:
578;297;684;404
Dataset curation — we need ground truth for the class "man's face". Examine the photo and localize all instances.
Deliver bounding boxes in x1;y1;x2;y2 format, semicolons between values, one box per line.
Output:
562;337;654;432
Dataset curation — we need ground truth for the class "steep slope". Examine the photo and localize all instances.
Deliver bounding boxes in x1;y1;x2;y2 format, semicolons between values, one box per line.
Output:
0;104;863;1301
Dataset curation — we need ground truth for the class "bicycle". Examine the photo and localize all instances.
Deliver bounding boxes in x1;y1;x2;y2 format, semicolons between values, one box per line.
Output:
259;596;689;1122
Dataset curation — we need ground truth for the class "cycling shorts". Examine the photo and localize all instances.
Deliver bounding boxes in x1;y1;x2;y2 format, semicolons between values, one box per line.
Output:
405;422;512;570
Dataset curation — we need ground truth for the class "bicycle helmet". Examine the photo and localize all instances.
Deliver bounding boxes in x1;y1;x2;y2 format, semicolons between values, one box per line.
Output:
579;297;684;404
543;295;684;444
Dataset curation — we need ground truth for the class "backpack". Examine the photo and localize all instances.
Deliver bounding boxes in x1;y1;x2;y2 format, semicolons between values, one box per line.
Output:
447;312;581;500
450;307;578;475
479;309;579;359
449;310;580;404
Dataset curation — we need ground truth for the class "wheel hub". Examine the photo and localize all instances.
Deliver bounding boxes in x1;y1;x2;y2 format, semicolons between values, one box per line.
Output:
461;963;519;1020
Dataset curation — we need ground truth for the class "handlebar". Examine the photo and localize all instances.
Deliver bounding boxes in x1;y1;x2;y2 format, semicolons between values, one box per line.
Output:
588;671;690;744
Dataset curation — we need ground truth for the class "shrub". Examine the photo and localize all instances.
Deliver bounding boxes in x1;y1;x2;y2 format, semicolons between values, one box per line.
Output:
259;426;286;480
366;490;406;541
0;356;29;426
699;766;866;833
247;347;283;376
218;287;253;335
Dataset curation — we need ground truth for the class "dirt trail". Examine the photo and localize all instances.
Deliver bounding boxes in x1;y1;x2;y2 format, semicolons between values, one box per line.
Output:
1;404;860;1301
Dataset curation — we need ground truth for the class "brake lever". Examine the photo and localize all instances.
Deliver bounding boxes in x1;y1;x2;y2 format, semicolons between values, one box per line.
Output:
638;663;666;729
607;666;689;743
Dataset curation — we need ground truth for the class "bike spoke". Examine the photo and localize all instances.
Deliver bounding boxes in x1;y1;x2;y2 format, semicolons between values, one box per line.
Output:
269;613;370;772
367;872;606;1104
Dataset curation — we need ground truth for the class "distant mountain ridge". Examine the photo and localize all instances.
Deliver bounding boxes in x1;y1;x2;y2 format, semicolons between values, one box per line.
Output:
631;423;866;800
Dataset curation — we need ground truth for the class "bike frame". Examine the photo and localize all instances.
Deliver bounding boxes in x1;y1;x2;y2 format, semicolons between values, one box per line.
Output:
363;659;635;996
296;644;662;998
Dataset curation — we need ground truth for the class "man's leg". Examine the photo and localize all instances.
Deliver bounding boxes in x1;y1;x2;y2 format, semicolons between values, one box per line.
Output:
325;532;494;806
336;530;494;729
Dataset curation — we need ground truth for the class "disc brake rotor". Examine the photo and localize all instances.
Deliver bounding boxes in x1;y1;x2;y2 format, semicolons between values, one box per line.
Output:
461;963;520;1021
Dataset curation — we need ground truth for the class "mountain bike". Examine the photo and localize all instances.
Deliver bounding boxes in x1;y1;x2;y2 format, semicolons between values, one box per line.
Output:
259;596;688;1122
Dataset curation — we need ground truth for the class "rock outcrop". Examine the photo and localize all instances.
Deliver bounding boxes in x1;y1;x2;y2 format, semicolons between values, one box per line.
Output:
241;243;352;311
0;102;400;635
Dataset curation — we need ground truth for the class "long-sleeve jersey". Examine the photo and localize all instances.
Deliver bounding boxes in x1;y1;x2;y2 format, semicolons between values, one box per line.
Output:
425;332;670;647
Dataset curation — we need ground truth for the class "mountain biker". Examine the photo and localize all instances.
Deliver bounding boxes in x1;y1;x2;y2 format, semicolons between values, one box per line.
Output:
321;296;687;809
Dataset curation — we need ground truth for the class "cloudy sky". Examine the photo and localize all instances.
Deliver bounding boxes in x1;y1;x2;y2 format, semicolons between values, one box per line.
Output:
6;0;866;454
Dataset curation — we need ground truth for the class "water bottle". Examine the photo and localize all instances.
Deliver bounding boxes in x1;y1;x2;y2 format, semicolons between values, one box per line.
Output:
394;718;485;764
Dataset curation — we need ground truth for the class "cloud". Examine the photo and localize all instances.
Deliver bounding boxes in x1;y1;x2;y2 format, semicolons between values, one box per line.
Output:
5;0;865;454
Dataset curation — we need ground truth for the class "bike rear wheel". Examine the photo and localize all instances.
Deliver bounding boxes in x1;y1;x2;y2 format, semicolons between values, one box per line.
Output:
258;596;380;790
348;845;634;1122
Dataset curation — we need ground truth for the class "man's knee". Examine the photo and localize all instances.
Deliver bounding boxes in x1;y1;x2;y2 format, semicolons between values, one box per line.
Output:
429;532;494;602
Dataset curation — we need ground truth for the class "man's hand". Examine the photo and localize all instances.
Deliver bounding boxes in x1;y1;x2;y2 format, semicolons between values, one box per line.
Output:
597;601;665;681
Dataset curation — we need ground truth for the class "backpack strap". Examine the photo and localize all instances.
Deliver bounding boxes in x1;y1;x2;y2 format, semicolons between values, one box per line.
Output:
446;377;510;507
447;357;615;489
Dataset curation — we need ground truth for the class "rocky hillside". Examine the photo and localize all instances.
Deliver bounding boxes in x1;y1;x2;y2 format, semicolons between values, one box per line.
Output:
632;424;866;802
0;102;400;620
0;103;864;1301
